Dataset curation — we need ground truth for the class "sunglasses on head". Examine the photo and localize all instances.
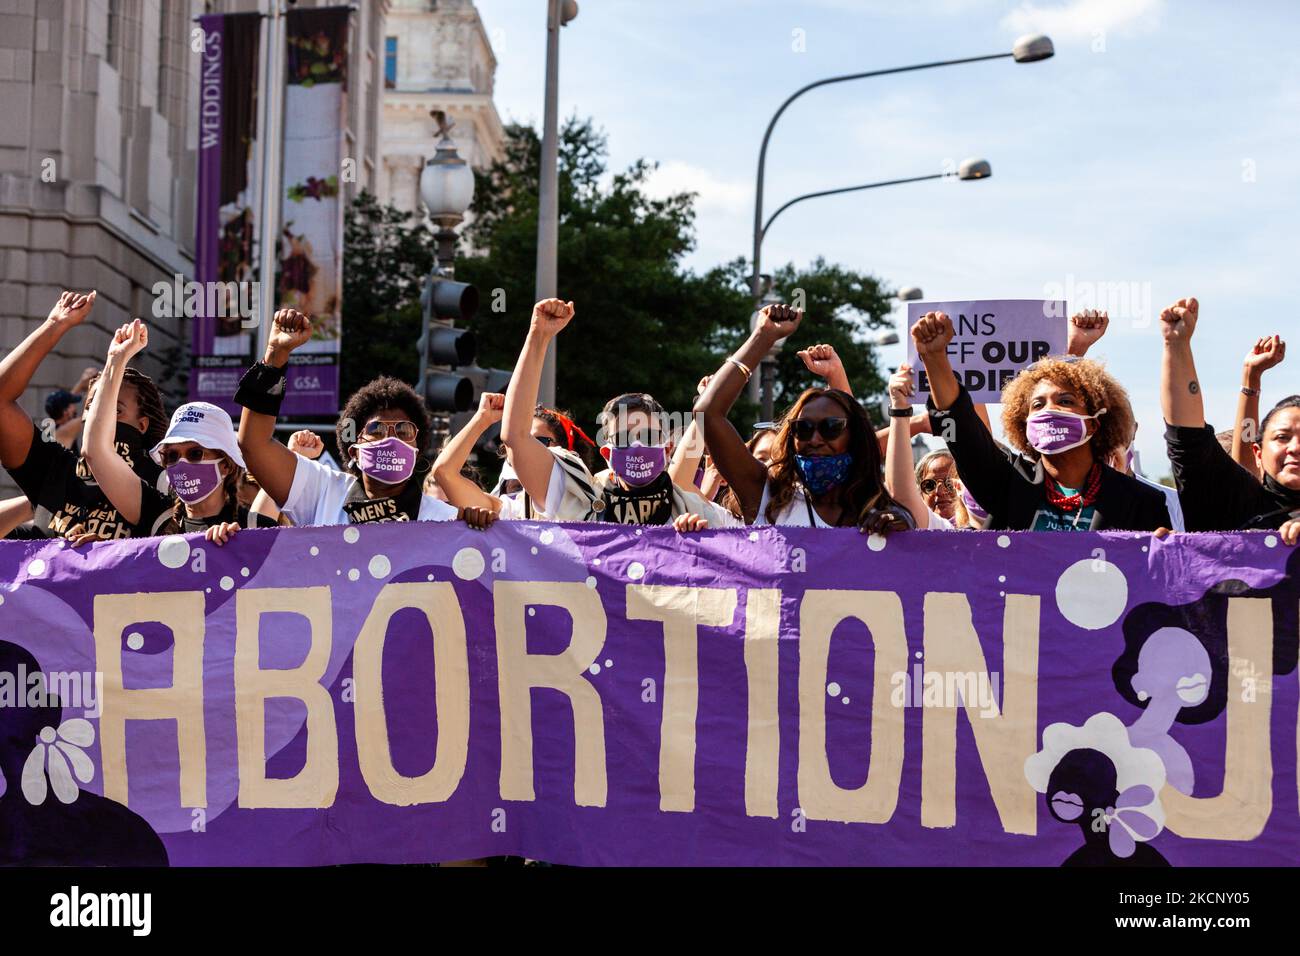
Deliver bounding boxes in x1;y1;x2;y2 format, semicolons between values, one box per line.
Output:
920;476;957;495
791;417;848;442
161;446;213;467
361;420;418;443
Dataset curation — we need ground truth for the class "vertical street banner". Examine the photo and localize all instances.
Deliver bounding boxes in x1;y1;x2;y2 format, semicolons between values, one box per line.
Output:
191;8;348;417
190;12;261;415
275;7;348;416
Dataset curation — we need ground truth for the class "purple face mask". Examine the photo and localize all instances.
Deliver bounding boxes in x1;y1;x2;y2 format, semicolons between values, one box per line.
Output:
354;436;417;485
1024;407;1107;455
608;444;668;487
167;460;224;504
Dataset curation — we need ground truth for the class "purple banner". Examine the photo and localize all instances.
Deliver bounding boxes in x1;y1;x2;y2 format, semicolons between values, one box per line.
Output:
189;13;261;416
1;524;1296;867
906;299;1069;402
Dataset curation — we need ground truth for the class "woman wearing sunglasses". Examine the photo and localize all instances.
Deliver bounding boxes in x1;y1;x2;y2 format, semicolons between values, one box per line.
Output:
81;320;278;546
911;310;1170;532
884;364;969;530
500;298;736;530
235;308;495;529
432;391;600;521
696;304;909;529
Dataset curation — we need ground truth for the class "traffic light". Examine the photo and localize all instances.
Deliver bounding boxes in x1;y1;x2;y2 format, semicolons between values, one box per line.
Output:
416;275;479;412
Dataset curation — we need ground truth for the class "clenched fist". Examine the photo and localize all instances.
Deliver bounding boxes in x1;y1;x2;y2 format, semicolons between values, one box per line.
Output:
476;391;505;424
529;298;576;340
47;290;97;329
888;363;916;410
1067;309;1109;357
910;311;953;359
268;308;313;359
1244;334;1286;376
1159;297;1198;347
288;430;324;460
756;303;802;345
107;319;148;365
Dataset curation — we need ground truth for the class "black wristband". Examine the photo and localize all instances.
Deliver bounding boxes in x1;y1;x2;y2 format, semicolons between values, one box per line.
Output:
888;407;914;418
234;362;288;417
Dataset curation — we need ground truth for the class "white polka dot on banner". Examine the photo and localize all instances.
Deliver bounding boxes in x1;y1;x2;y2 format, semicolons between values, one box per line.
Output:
347;568;360;582
539;530;555;545
841;697;850;705
588;663;601;675
1265;535;1278;549
528;608;535;617
219;576;234;591
343;527;360;544
627;561;645;580
157;535;190;569
310;546;319;556
826;682;841;697
866;534;886;552
1055;559;1129;630
997;535;1011;548
240;567;249;578
530;547;538;555
748;531;759;542
585;576;597;589
0;594;6;606
26;558;45;577
368;554;391;579
604;659;613;668
126;632;144;651
452;547;485;581
998;575;1006;583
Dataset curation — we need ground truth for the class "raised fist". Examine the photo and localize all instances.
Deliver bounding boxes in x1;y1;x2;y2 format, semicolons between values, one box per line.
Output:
756;303;802;344
530;298;576;339
288;429;324;459
476;391;505;423
797;343;844;381
1067;309;1109;356
107;319;148;363
910;311;953;359
1244;334;1286;375
888;363;916;409
47;290;96;329
268;308;313;354
1159;297;1198;346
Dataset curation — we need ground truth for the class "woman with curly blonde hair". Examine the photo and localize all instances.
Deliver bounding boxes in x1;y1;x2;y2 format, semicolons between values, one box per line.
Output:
910;310;1170;532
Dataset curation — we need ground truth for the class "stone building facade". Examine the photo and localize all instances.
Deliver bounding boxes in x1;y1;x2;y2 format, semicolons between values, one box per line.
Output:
378;0;503;214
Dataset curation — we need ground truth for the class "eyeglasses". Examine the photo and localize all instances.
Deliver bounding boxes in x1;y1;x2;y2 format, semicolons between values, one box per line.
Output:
360;420;418;443
161;446;211;467
1024;354;1085;373
752;421;778;433
535;435;558;448
791;417;848;442
920;477;957;495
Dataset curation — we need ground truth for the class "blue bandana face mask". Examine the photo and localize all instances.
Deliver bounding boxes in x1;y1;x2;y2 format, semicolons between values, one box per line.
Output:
795;452;854;495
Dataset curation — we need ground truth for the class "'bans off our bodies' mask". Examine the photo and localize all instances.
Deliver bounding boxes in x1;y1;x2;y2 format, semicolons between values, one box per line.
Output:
1025;408;1107;455
354;437;417;485
608;444;667;487
166;460;223;504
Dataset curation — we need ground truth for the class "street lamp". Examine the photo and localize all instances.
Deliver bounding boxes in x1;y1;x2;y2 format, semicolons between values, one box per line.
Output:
536;0;579;407
759;159;991;244
749;35;1052;412
420;110;476;277
897;287;924;302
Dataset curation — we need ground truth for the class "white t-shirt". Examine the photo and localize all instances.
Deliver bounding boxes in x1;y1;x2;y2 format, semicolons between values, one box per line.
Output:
754;482;830;527
925;510;956;531
282;455;457;527
497;459;566;520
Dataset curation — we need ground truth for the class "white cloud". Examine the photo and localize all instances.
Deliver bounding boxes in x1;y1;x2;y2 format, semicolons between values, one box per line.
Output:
645;160;752;217
1001;0;1164;41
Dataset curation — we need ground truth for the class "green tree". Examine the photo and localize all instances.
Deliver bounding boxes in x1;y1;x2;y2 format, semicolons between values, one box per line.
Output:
339;190;435;399
339;116;897;434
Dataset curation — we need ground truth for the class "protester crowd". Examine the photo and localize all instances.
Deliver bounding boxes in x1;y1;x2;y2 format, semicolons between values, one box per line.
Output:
0;289;1296;549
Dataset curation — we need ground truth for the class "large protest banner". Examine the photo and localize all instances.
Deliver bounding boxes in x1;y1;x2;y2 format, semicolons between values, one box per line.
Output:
0;523;1295;867
906;299;1069;403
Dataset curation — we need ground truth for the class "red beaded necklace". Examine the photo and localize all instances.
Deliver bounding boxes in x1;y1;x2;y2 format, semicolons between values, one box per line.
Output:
1045;462;1102;512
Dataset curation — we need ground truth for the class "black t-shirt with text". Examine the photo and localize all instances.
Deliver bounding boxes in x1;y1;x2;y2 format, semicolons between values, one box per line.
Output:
341;478;424;525
179;499;280;535
7;422;174;539
600;472;674;525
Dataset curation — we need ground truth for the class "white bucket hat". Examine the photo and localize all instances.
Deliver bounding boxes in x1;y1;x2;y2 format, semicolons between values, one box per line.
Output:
150;402;246;470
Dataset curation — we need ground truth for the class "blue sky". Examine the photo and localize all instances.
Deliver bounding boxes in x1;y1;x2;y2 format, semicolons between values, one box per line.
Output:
475;0;1300;476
